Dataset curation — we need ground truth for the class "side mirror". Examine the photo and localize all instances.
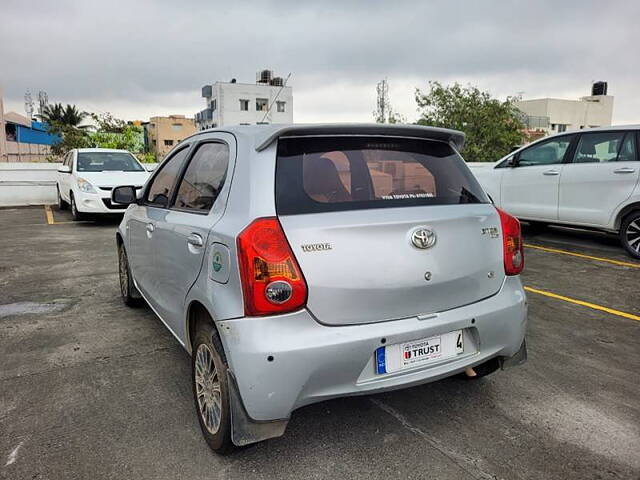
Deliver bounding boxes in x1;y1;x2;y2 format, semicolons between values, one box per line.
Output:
112;185;137;205
506;156;518;168
145;164;157;172
57;165;71;174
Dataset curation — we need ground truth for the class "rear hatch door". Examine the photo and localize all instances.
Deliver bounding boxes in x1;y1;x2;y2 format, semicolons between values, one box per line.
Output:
275;135;505;325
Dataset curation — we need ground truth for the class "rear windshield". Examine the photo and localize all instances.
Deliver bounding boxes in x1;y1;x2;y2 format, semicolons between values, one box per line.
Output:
275;136;488;215
77;152;144;172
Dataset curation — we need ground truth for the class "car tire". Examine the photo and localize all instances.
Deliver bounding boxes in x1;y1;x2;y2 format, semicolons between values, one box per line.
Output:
620;211;640;259
70;193;85;221
459;357;500;380
57;186;68;210
118;244;143;307
191;319;234;455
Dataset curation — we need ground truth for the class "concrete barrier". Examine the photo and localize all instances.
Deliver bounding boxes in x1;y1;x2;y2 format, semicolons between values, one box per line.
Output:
0;162;61;206
0;162;158;207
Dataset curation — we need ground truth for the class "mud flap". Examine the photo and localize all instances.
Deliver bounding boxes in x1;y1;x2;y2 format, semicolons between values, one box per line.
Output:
500;338;527;370
227;371;289;446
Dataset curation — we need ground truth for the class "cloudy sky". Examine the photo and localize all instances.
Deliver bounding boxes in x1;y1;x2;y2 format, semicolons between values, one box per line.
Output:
1;0;638;124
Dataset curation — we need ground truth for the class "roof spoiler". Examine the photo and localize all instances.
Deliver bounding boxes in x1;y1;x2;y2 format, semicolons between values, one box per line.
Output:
255;124;465;152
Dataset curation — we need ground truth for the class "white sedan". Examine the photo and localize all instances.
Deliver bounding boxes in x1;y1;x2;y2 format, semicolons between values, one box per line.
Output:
56;148;152;220
471;126;640;258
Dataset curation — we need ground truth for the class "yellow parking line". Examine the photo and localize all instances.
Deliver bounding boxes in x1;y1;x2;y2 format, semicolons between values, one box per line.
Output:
524;286;640;322
524;243;640;269
44;205;55;225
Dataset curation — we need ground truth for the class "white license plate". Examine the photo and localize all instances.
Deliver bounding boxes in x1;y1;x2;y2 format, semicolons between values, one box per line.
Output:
375;330;464;374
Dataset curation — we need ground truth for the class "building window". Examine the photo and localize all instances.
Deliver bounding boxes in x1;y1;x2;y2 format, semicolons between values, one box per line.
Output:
256;98;269;111
171;123;183;131
210;99;217;111
5;123;17;141
277;101;286;113
164;139;174;146
557;124;567;133
240;99;249;111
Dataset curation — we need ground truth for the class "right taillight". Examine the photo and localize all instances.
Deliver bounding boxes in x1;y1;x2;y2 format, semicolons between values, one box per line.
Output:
496;207;524;275
236;217;308;316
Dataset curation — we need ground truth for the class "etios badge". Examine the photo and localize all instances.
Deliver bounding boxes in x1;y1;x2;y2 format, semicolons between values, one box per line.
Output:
411;228;436;249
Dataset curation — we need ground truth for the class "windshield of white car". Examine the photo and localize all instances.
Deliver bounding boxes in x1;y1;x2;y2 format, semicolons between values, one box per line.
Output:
76;152;144;172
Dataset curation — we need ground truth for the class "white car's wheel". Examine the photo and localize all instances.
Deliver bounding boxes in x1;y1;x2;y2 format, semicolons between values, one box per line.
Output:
620;211;640;259
70;193;85;221
57;186;68;210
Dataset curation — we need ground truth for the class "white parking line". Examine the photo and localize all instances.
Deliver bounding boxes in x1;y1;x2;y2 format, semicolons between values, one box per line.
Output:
5;441;23;466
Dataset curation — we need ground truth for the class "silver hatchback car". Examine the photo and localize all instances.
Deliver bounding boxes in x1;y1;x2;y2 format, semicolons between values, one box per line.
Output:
112;124;528;453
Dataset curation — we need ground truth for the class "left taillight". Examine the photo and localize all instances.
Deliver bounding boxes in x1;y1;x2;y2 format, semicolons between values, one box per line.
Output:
496;207;524;276
236;217;308;316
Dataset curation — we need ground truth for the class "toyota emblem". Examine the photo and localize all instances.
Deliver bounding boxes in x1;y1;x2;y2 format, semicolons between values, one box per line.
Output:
411;228;436;249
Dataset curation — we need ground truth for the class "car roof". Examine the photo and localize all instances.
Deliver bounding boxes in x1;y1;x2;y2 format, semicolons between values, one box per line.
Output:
192;123;466;152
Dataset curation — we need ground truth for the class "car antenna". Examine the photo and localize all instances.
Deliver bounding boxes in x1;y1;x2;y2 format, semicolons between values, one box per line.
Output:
260;73;291;123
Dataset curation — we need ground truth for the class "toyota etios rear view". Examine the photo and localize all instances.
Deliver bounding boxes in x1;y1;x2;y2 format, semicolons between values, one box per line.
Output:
112;124;528;453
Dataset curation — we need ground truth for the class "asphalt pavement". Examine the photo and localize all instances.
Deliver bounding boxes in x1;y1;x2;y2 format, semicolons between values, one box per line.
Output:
1;206;638;480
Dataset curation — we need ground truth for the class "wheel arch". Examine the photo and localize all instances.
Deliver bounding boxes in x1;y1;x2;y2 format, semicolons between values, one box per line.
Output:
186;300;221;356
615;202;640;231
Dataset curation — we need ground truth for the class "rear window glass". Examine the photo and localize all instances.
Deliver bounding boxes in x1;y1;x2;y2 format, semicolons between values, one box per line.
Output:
77;152;144;172
275;136;488;215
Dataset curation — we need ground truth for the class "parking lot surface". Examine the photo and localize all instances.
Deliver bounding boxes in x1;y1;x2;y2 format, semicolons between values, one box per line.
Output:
1;206;639;480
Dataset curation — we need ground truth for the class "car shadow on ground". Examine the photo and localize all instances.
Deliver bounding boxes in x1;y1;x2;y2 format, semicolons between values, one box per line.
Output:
521;222;622;249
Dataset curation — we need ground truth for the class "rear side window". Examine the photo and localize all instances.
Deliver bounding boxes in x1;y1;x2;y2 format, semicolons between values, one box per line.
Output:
572;132;636;163
276;136;488;215
173;142;229;211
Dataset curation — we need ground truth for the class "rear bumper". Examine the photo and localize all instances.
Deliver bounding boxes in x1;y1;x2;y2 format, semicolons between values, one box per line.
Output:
218;275;528;423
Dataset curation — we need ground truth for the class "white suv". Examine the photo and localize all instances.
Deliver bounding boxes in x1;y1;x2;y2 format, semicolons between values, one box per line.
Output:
472;126;640;258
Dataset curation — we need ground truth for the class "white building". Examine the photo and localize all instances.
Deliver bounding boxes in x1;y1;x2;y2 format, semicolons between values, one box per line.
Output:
195;70;293;130
516;82;614;134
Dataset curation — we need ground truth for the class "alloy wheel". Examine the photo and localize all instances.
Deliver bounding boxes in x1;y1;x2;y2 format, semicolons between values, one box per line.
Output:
626;220;640;255
119;249;129;298
194;343;222;435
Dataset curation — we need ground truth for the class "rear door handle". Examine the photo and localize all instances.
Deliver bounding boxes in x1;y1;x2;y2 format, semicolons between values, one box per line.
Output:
614;167;636;174
146;223;155;233
542;169;560;176
187;233;204;247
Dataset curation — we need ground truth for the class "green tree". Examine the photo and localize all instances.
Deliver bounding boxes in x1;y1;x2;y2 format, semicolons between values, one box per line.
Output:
84;112;144;152
89;124;144;152
415;81;524;162
49;125;91;157
89;112;127;133
40;103;90;158
38;103;88;129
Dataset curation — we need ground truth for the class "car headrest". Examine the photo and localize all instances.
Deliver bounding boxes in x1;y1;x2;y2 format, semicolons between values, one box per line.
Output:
303;156;351;203
580;142;596;155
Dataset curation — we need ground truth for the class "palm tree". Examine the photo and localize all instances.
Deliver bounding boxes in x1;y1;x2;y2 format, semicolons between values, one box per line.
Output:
38;103;88;129
37;103;65;124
